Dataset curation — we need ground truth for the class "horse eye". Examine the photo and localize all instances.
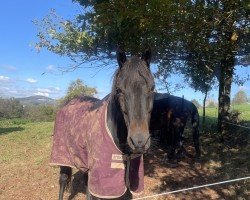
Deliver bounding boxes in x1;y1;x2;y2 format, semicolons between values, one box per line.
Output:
151;85;155;92
116;88;123;94
123;111;128;116
149;85;155;93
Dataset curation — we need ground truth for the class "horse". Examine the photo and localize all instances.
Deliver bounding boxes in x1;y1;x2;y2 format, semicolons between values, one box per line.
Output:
50;47;155;200
150;94;200;161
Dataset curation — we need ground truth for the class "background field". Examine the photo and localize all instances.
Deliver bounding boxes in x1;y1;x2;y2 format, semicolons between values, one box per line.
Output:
0;104;249;199
198;104;250;121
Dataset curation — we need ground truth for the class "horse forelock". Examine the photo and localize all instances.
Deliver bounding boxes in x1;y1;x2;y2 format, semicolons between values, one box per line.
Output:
111;56;154;100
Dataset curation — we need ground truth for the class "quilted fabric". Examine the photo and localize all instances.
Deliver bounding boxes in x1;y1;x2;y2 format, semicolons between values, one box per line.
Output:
50;96;144;198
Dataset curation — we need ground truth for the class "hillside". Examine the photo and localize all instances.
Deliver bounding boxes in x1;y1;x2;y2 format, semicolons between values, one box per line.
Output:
16;95;56;106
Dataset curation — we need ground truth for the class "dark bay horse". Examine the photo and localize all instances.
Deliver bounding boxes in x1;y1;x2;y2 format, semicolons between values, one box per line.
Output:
150;94;200;161
52;47;155;200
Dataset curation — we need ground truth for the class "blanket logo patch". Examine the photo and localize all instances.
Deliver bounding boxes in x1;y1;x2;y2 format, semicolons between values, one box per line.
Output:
111;162;125;169
112;154;123;161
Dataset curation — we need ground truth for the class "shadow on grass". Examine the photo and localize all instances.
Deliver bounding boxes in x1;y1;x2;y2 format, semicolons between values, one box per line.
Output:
63;115;249;200
0;126;25;135
143;115;249;200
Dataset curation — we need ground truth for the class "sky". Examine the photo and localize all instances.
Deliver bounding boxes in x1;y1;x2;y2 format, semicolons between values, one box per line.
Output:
0;0;249;103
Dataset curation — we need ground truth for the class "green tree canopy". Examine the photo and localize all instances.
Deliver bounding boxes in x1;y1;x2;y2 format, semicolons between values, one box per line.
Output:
62;79;97;105
34;0;250;132
34;0;249;90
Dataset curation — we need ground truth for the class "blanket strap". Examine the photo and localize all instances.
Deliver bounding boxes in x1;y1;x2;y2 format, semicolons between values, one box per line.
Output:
124;154;141;188
125;157;131;188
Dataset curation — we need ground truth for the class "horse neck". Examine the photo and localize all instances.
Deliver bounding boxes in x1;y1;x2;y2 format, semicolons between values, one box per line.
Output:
107;95;127;151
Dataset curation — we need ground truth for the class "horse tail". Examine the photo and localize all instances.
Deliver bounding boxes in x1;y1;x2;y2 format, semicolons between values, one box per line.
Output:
191;104;201;159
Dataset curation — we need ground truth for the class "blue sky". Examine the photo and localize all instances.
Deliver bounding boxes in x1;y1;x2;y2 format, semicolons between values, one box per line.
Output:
0;0;249;103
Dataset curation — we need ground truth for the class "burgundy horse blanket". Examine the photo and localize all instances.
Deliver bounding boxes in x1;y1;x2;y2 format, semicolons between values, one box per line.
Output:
50;96;144;198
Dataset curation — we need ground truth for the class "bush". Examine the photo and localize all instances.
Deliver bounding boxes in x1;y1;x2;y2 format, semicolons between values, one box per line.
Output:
23;105;56;122
0;98;24;119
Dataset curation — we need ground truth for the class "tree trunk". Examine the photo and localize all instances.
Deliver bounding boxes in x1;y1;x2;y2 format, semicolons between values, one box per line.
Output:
217;56;234;136
202;88;208;126
216;1;237;137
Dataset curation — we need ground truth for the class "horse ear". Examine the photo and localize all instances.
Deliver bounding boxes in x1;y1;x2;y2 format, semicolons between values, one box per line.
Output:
116;47;127;68
141;47;151;67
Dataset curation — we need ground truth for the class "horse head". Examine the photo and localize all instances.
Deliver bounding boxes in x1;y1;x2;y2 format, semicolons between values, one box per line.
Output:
111;47;155;154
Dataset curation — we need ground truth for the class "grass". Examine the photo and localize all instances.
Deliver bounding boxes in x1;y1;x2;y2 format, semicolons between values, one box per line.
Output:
198;103;250;120
198;103;250;127
0;112;249;199
0;119;53;165
231;104;250;122
0;119;59;200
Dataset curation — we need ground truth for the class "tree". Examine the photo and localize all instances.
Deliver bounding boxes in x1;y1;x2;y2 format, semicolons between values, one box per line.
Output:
0;98;24;119
207;101;216;108
160;0;249;133
34;0;249;133
232;90;248;104
23;105;56;121
61;79;97;105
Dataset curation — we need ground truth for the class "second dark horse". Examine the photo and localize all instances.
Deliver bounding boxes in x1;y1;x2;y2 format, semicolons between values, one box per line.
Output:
151;94;201;161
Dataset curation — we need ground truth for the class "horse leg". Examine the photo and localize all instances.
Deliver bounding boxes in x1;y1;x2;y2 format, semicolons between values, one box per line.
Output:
165;125;172;147
167;123;177;160
193;127;200;159
86;187;102;200
192;112;201;159
176;125;185;159
59;166;72;200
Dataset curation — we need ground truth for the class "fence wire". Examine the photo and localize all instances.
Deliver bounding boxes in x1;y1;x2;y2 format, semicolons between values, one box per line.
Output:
132;176;250;200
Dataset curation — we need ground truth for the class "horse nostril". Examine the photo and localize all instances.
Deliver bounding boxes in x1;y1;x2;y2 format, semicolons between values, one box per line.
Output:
137;140;143;145
130;136;145;148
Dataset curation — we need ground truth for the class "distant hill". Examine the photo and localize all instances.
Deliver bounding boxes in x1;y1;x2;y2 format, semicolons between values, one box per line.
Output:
16;95;56;106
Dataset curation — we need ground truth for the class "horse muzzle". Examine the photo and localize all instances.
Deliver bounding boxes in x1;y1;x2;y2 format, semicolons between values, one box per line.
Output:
128;133;151;154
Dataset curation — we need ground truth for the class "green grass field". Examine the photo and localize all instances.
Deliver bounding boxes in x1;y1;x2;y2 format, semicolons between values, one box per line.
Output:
0;119;59;199
198;104;250;131
231;104;250;121
198;103;250;120
0;119;53;165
